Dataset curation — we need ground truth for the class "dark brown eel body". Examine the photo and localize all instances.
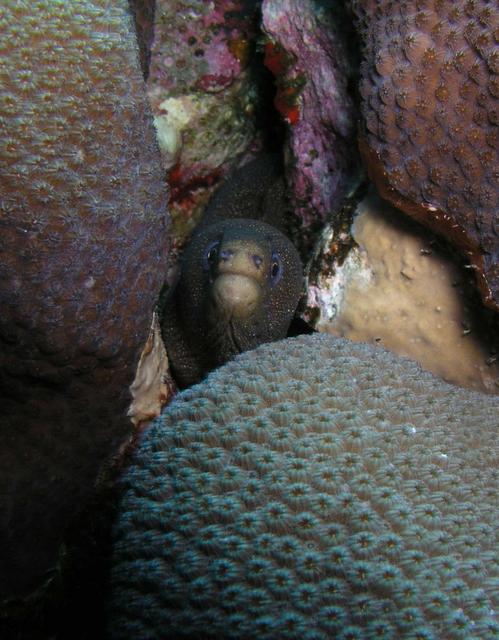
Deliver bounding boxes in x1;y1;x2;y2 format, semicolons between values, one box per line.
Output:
161;156;303;388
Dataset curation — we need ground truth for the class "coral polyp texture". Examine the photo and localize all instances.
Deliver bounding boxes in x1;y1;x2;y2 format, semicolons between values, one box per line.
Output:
109;334;498;639
349;0;499;310
0;0;168;597
262;0;359;234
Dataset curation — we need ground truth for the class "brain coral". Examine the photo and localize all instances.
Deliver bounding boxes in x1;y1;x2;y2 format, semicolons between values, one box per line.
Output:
0;0;168;597
349;0;499;311
109;334;498;639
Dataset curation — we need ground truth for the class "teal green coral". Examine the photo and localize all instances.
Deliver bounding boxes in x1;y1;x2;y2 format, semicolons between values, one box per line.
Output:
109;334;498;639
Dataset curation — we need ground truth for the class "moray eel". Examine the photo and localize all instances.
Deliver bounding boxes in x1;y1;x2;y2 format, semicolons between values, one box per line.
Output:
161;157;303;388
349;0;499;311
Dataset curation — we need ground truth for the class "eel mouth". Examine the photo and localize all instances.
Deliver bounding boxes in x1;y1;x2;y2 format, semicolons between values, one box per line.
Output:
210;273;262;321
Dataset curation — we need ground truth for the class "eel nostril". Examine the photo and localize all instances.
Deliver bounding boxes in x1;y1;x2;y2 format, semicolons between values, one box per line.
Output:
220;249;234;262
252;254;263;269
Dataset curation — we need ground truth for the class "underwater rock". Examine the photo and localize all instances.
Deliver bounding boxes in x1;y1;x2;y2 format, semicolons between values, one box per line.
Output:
262;0;359;237
128;313;176;427
304;191;499;394
148;0;261;239
128;0;156;79
109;333;499;639
350;0;499;311
0;0;168;597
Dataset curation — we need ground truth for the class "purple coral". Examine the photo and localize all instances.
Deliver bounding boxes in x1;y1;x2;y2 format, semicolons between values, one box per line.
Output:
262;0;359;233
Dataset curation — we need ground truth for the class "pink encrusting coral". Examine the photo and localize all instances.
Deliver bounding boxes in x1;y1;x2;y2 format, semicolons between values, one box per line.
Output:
147;0;261;238
149;0;253;93
262;0;360;233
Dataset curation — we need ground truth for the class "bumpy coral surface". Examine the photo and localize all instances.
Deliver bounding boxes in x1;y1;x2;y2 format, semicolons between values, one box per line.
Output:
110;334;498;639
350;0;499;311
262;0;359;235
0;0;168;597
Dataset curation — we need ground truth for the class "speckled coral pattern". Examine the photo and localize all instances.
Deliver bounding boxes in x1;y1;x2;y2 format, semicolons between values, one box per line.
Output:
0;0;168;596
110;334;498;640
350;0;498;310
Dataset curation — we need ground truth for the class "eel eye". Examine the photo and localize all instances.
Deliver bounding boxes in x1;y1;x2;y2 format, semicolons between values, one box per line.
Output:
270;251;282;286
203;240;220;272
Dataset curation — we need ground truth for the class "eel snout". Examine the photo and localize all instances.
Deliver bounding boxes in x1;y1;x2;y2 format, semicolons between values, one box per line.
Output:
211;273;262;319
209;238;268;319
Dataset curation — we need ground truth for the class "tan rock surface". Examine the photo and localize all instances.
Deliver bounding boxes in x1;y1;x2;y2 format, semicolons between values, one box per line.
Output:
311;192;498;393
128;313;176;427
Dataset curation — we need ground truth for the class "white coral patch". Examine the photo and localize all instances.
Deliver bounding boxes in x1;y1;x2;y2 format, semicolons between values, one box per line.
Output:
153;95;197;165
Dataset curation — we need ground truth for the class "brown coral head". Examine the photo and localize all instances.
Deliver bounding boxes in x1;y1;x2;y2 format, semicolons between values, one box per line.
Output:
353;0;499;311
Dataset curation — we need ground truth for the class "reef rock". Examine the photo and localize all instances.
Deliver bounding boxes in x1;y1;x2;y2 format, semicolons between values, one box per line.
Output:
110;334;498;639
262;0;359;240
161;156;304;388
128;313;176;427
128;0;156;78
350;0;499;311
148;0;261;239
304;191;499;394
0;0;168;597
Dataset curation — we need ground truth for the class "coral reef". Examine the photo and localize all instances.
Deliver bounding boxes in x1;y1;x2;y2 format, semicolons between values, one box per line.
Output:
350;0;499;311
0;0;168;597
148;0;261;239
109;334;498;639
262;0;359;237
305;191;499;394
